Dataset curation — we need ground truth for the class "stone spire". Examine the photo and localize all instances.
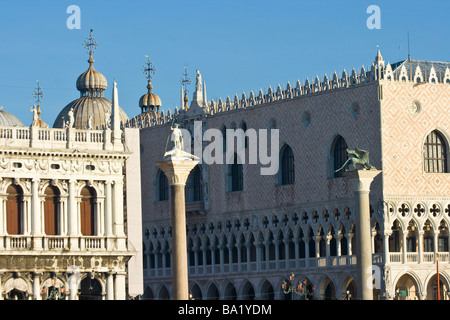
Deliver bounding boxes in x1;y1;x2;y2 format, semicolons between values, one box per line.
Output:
111;81;122;149
375;45;384;67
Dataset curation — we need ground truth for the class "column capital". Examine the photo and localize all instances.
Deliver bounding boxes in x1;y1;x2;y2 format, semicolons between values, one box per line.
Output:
157;159;199;186
344;169;382;193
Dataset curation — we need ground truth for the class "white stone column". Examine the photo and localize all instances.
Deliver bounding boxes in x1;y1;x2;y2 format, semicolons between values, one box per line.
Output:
114;272;126;300
344;169;381;300
402;230;407;264
106;272;114;300
303;237;310;268
104;180;113;250
315;236;321;258
418;230;423;264
383;231;390;264
347;233;354;256
433;230;439;263
31;178;42;249
32;272;41;300
157;158;198;300
68;179;78;250
113;179;126;250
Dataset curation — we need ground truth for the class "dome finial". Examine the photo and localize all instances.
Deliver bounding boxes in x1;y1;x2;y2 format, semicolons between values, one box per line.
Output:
33;80;44;106
30;81;48;128
142;55;156;81
83;29;98;64
142;55;156;94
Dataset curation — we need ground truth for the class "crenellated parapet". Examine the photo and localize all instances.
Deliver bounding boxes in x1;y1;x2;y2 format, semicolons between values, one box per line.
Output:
127;56;450;129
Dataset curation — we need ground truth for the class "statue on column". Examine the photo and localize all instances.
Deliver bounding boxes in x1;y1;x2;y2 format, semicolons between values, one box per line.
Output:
335;148;375;173
163;123;198;161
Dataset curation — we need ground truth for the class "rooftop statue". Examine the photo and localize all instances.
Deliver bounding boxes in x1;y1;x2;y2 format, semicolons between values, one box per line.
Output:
335;148;375;173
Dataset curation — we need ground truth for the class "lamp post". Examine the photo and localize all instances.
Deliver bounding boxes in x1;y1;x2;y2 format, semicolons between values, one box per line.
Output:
281;273;315;300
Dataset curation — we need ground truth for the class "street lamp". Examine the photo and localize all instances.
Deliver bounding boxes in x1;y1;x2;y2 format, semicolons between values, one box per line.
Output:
281;273;315;300
42;274;66;300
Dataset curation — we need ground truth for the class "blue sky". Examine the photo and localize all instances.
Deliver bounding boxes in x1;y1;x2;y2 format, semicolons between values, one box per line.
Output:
0;0;449;126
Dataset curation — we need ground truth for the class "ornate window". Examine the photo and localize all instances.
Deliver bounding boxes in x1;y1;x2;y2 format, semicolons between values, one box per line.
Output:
44;186;60;235
423;130;448;173
80;186;96;236
158;169;169;201
228;153;243;192
6;184;24;235
333;135;348;178
186;165;203;202
280;144;295;185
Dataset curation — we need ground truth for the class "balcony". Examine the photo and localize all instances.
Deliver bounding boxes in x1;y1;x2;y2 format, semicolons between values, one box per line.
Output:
1;235;111;252
388;252;449;264
0;126;115;152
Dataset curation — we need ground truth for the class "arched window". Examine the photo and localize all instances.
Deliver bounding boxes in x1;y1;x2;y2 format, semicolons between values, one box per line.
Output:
228;154;243;192
80;186;96;236
221;125;227;153
158;169;169;201
186;165;203;202
241;121;248;149
424;130;448;173
6;184;24;235
280;144;295;185
44;186;60;235
332;135;348;178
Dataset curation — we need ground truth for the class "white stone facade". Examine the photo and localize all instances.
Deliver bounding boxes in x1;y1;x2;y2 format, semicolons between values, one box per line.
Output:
0;124;142;300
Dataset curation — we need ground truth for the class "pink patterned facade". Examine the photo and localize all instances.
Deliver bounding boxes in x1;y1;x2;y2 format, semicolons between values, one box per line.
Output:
138;51;450;300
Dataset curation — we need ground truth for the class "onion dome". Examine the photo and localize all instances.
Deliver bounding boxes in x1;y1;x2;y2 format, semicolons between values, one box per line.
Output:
76;55;108;97
139;80;161;113
52;30;128;129
0;106;25;127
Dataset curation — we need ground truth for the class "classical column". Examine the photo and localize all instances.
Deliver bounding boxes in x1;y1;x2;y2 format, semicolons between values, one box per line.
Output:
104;180;113;250
344;169;381;300
32;272;41;300
347;233;354;256
325;234;332;266
113;179;126;250
31;178;42;250
383;231;391;264
114;271;126;300
418;230;423;264
68;179;78;250
106;272;114;300
157;158;198;300
402;230;407;264
303;237;310;268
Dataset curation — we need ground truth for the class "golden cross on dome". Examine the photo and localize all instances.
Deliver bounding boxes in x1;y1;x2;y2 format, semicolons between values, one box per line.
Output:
142;55;156;80
180;66;191;93
33;80;44;105
83;29;98;57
